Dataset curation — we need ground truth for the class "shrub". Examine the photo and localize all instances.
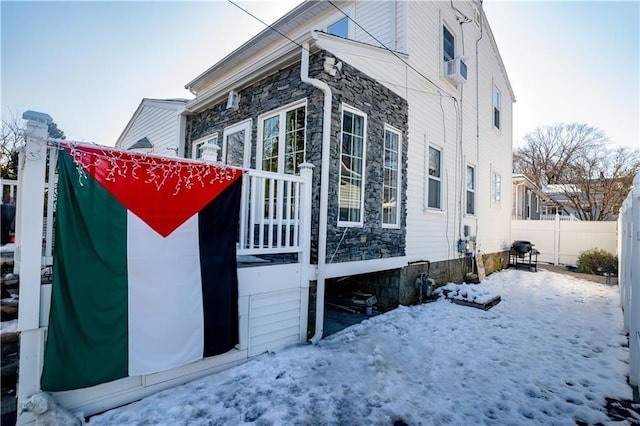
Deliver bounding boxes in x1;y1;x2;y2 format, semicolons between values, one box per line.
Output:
576;248;618;275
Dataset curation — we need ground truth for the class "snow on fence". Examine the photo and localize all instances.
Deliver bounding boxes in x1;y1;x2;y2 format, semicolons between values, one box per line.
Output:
15;119;314;424
618;172;640;387
511;214;617;265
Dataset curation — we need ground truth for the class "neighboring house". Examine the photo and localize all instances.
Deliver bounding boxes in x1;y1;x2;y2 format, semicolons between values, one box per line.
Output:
115;98;189;156
183;0;514;305
512;174;550;220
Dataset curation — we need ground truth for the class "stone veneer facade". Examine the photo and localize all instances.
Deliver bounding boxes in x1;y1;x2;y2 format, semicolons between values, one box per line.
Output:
186;51;408;265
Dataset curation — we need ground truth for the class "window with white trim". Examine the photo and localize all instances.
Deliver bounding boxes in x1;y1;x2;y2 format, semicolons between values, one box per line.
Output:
427;146;442;210
443;25;455;63
493;87;501;129
327;17;349;38
382;126;401;227
491;171;502;204
191;133;218;160
466;165;476;215
339;105;367;225
259;102;306;174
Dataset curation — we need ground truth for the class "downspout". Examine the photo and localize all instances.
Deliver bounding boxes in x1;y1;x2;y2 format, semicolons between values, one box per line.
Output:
300;39;331;344
475;0;484;250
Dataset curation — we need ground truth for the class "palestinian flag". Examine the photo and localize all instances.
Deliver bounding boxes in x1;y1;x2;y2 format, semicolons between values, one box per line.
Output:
41;143;243;392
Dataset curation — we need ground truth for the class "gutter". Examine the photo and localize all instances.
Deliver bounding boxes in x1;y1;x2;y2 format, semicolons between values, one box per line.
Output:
300;39;331;344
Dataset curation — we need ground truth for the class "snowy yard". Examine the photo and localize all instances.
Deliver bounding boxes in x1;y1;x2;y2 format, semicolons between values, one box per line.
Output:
90;268;632;425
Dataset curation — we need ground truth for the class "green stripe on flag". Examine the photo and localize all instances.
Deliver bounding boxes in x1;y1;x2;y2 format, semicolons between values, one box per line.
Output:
42;151;129;391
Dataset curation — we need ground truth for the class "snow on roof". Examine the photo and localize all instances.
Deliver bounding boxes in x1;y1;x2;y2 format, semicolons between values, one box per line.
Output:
90;269;631;425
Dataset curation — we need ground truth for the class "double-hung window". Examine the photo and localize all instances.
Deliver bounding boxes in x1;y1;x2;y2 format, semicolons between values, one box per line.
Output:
191;134;218;160
382;126;401;227
443;26;455;63
427;146;442;210
491;171;502;204
339;105;367;225
493;87;501;129
466;165;476;215
259;102;306;175
259;102;306;220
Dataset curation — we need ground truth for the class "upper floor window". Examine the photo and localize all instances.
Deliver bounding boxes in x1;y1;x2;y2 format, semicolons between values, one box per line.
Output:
466;165;476;215
191;133;218;160
328;17;349;38
427;146;442;210
339;105;367;226
443;26;455;63
491;171;502;204
493;87;501;129
383;125;401;227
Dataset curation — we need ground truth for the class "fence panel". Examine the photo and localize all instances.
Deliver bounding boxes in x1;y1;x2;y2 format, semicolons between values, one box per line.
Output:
511;215;617;266
511;219;557;264
618;172;640;387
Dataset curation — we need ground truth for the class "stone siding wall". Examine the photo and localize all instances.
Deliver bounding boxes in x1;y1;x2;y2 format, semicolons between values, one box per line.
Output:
186;51;408;264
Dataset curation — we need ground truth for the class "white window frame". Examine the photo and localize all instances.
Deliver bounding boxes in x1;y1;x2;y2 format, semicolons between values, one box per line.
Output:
442;23;456;78
338;104;367;227
493;86;501;130
491;170;502;205
466;164;476;216
256;99;307;175
222;120;252;168
427;145;443;210
325;7;353;38
382;124;401;228
191;133;218;160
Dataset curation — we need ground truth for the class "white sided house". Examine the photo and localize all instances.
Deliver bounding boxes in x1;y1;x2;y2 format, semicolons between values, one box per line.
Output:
115;98;188;156
16;1;514;423
184;0;514;305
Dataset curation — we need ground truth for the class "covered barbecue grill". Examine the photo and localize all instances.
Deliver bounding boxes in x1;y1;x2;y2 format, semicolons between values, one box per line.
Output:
509;240;539;271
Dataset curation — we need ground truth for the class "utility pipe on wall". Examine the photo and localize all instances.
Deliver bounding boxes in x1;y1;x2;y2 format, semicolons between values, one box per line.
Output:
300;39;332;344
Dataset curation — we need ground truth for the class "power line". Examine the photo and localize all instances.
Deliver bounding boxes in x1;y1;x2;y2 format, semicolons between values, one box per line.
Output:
226;0;308;52
326;0;455;100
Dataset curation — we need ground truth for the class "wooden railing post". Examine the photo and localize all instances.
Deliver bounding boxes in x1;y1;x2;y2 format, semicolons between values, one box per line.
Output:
298;163;314;270
17;117;50;425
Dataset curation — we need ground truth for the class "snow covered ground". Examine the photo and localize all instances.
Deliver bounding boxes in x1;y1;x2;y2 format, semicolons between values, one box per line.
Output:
90;268;633;425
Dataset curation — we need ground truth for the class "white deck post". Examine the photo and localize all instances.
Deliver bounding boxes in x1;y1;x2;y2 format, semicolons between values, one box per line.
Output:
298;163;314;340
17;118;50;425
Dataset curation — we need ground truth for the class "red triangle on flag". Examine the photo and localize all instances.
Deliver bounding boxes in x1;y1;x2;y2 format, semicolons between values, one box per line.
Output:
63;144;243;237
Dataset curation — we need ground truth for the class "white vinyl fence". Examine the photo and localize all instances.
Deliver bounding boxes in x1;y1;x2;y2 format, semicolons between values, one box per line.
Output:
618;172;640;387
511;215;617;266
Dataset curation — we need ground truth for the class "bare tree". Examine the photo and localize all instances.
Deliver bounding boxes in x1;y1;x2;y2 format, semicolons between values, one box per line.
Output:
0;114;24;179
513;123;640;220
1;112;66;180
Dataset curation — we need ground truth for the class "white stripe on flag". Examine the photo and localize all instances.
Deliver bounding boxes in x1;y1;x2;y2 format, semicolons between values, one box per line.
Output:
127;212;204;376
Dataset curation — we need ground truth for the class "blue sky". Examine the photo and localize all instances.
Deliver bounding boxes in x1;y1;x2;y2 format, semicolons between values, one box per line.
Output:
1;1;638;150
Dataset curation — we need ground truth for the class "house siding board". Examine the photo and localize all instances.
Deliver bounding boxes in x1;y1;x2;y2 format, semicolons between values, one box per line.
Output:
118;103;182;155
187;51;408;266
404;1;513;262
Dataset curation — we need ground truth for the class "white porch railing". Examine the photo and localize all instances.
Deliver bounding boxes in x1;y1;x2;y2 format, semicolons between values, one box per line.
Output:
540;213;579;221
618;172;640;387
238;167;312;256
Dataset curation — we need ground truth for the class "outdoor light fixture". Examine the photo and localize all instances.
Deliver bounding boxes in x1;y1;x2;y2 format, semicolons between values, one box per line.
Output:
226;90;239;111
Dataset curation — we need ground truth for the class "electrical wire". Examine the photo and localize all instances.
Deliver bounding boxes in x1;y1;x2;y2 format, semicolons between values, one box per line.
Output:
227;0;308;53
327;0;456;100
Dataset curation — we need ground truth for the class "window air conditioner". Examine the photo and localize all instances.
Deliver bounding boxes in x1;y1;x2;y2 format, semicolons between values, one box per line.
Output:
445;58;468;84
